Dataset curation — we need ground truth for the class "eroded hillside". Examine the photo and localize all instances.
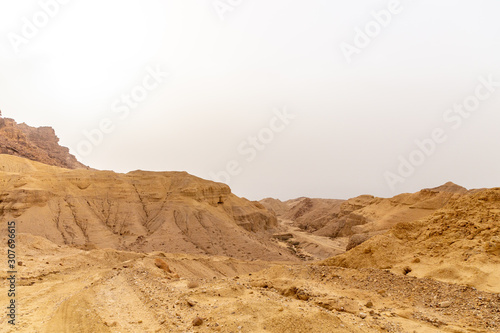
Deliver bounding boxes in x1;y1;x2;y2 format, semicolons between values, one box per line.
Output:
0;155;294;261
323;188;500;293
263;183;469;252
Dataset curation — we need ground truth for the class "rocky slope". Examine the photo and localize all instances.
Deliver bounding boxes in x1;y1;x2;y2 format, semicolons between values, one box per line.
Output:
317;182;467;238
262;183;468;251
322;188;500;293
0;154;294;261
261;197;345;232
260;198;348;260
0;116;87;169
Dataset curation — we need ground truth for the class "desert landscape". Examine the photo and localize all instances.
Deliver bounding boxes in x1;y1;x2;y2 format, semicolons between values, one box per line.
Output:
2;1;500;331
0;117;499;333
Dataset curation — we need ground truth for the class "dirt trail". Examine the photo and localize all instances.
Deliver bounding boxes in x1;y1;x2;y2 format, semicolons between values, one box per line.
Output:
1;234;498;333
273;218;348;260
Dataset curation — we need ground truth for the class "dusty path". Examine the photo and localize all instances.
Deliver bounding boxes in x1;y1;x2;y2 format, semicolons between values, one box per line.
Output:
273;218;348;260
1;235;498;333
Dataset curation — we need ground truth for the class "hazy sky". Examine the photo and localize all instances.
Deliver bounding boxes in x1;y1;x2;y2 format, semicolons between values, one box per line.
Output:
1;0;500;201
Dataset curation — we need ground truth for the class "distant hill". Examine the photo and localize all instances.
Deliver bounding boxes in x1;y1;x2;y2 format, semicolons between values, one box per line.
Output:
262;182;470;251
260;197;345;232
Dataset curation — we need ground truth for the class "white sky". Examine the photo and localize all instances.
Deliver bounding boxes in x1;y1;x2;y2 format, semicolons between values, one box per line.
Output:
1;0;500;200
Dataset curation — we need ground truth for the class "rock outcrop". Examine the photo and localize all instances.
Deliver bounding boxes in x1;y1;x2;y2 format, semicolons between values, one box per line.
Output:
0;116;87;169
0;154;292;261
263;183;469;251
260;197;345;232
322;188;500;292
313;183;468;239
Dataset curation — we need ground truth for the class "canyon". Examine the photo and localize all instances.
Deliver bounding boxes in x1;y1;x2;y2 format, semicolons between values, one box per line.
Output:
0;118;498;332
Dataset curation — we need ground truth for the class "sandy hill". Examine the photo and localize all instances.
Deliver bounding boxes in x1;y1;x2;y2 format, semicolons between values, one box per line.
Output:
263;183;469;252
260;198;291;216
259;198;348;260
0;116;87;169
322;188;500;293
261;197;345;232
0;154;295;261
321;182;468;239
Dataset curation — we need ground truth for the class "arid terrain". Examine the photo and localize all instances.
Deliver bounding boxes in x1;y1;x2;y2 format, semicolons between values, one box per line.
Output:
0;154;293;262
0;119;499;332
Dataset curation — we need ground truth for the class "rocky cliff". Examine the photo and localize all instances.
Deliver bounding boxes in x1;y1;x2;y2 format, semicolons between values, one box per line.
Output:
0;116;87;169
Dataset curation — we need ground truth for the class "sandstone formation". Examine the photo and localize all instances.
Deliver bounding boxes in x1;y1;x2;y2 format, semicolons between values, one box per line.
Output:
314;182;467;238
2;117;499;332
261;198;348;260
0;154;294;261
261;198;345;231
322;188;500;293
0;116;87;169
263;183;468;251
